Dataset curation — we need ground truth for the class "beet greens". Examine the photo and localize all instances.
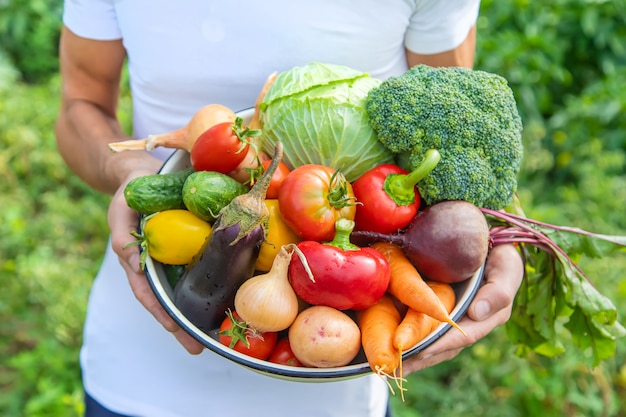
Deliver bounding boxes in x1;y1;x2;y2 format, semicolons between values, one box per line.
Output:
481;205;626;366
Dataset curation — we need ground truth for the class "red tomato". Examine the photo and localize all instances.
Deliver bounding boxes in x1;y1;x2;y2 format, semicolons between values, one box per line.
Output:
278;164;356;241
218;311;278;360
267;337;303;367
250;159;291;199
190;117;259;173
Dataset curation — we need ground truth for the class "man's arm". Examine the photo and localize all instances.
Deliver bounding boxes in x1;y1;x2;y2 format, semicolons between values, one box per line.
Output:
55;26;203;354
55;26;162;194
406;26;476;69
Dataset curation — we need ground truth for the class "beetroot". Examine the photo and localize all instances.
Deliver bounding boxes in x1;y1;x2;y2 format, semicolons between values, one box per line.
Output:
351;200;489;283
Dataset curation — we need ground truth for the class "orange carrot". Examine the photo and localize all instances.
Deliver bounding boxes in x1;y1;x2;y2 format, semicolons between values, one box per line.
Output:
394;281;457;351
357;294;405;396
371;242;466;337
393;309;437;353
427;281;457;314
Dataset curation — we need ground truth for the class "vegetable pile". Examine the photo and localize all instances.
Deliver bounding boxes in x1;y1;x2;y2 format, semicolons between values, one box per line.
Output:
114;61;626;392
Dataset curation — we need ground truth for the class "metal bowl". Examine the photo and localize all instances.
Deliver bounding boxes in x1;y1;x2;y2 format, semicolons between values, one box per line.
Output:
144;108;485;382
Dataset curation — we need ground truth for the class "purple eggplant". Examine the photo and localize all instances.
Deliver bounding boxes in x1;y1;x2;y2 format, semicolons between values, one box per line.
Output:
173;142;284;332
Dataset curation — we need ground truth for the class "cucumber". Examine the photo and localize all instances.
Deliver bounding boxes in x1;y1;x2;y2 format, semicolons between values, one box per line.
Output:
182;171;248;222
124;168;194;215
163;263;186;289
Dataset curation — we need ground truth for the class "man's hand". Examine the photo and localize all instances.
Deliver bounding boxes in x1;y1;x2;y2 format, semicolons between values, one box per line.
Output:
108;176;205;355
403;243;524;374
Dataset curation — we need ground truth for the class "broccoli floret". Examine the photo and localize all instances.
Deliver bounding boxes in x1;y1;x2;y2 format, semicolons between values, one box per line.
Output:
366;65;523;210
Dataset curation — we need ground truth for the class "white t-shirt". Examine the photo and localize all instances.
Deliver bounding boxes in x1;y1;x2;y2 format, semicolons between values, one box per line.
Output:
63;1;480;416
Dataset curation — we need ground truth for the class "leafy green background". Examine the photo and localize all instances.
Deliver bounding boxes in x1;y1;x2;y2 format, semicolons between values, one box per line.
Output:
0;0;625;416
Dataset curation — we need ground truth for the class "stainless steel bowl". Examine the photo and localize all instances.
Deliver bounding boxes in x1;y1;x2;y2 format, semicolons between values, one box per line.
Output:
144;108;485;382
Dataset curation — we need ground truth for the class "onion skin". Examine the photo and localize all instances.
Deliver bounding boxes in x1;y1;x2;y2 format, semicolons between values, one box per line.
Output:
108;104;236;153
234;246;299;333
182;104;237;151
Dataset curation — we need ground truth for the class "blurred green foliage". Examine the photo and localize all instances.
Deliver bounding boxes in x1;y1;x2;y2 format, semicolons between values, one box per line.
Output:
0;0;625;416
0;0;63;83
476;0;626;233
0;78;113;416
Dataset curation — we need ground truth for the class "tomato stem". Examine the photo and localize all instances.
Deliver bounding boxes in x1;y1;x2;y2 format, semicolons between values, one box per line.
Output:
327;170;356;209
220;310;252;348
123;214;156;269
124;230;149;268
230;116;262;154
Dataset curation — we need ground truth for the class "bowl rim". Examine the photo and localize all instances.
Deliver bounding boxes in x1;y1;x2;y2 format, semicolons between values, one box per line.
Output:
146;248;484;381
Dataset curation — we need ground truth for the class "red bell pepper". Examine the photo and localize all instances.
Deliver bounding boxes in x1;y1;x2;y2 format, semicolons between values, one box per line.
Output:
288;219;390;311
352;149;440;234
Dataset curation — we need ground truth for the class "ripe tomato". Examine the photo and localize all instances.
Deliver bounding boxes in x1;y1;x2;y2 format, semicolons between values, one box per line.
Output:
140;209;212;265
278;164;356;241
253;159;291;199
267;337;303;367
190;117;260;173
218;311;278;360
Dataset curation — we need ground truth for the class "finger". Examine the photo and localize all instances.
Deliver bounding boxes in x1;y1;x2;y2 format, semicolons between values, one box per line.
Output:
107;185;177;328
105;172;205;354
403;306;512;374
402;245;525;375
404;347;464;373
172;328;205;355
468;244;524;322
416;244;523;356
123;261;205;354
109;189;142;261
117;257;175;327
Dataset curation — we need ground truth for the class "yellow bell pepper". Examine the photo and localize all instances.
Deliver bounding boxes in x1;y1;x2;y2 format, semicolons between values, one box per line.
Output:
256;199;302;272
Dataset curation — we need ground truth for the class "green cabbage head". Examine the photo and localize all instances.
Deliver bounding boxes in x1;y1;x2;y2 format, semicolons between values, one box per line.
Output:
259;62;394;182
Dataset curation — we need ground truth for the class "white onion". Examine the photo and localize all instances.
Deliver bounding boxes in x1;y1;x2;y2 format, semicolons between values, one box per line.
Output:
234;245;300;332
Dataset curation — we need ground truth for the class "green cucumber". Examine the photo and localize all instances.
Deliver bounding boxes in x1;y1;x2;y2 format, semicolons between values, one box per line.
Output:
163;263;186;289
182;171;248;222
124;168;194;215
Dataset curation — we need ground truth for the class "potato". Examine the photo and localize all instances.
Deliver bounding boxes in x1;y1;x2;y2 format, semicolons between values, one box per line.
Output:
288;306;361;368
